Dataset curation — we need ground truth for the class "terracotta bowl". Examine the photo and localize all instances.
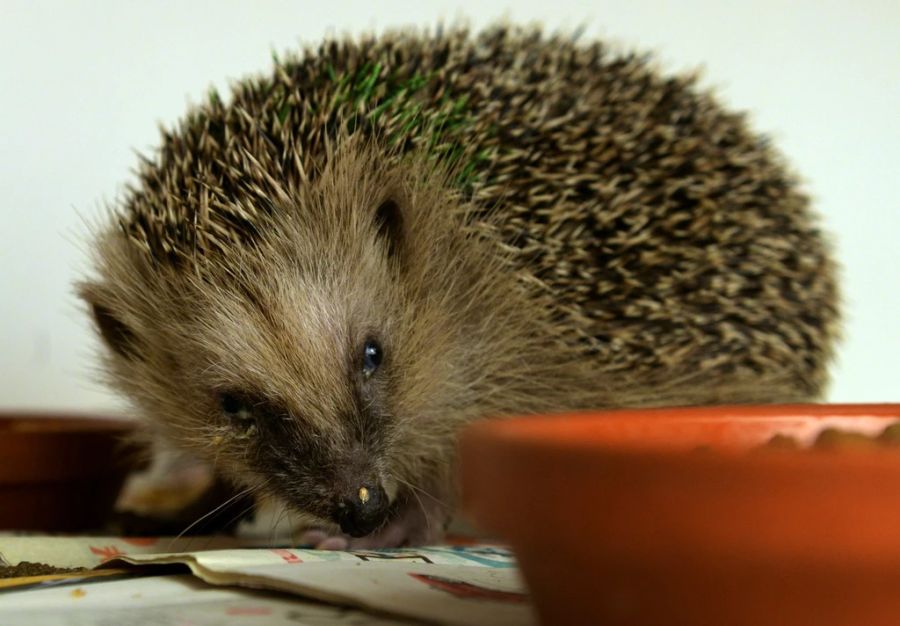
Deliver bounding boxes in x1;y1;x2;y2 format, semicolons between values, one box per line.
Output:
460;403;900;626
0;413;137;531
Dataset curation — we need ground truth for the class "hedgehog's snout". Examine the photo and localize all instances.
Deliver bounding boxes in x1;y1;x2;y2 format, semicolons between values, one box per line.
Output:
332;482;390;537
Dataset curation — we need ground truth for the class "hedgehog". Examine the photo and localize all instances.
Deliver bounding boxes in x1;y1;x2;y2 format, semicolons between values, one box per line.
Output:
78;24;840;548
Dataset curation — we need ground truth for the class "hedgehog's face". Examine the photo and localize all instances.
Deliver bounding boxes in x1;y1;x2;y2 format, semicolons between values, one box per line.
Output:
80;153;497;538
194;284;404;538
172;192;460;538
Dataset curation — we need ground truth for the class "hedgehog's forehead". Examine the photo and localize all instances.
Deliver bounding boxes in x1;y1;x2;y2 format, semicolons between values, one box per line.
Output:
217;247;386;342
193;273;357;414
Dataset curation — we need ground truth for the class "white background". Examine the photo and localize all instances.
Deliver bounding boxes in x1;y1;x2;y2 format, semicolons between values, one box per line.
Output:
1;1;897;412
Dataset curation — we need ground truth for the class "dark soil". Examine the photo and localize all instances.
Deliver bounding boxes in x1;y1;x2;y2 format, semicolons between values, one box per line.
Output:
0;561;85;579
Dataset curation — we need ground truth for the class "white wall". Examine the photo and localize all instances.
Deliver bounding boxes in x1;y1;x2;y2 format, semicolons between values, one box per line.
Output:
1;0;897;412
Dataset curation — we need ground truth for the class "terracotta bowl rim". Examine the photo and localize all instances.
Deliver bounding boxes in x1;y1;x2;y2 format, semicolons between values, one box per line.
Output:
460;402;900;468
464;402;899;440
0;411;136;433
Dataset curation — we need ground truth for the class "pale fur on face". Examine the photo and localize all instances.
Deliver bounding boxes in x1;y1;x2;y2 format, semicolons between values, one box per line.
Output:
79;137;589;525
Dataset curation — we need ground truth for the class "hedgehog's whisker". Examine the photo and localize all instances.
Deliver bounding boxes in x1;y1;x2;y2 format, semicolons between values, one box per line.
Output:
390;473;449;510
411;486;431;534
269;500;292;545
390;473;431;534
220;500;261;536
169;482;263;548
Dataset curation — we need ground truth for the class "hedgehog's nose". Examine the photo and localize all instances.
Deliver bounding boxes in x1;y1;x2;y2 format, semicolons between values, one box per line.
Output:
333;483;389;537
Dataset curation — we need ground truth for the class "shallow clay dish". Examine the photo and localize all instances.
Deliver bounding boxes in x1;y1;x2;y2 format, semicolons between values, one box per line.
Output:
0;413;137;531
460;403;900;626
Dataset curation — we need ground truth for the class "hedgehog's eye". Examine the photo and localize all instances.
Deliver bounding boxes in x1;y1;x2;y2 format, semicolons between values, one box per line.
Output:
362;339;383;377
219;392;253;421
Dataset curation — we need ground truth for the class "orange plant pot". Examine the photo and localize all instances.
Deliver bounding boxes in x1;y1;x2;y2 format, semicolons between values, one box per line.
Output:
0;413;137;532
460;404;900;626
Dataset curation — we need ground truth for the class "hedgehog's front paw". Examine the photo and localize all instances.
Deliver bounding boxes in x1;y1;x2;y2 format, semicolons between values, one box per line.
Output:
299;495;448;550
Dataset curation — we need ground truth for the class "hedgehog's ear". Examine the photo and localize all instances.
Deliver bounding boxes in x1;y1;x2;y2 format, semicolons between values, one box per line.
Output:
78;283;142;361
373;196;404;260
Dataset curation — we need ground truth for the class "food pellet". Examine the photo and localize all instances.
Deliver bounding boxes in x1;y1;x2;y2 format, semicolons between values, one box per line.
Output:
0;562;84;579
758;421;900;452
